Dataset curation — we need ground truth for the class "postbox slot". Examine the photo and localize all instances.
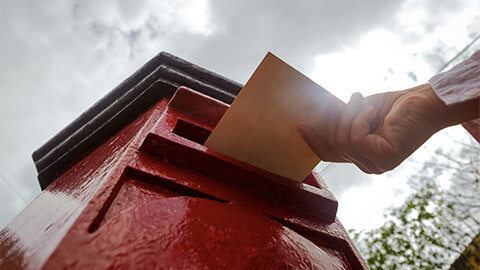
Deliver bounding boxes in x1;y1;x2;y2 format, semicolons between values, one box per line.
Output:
173;119;212;145
265;214;342;248
265;214;362;269
88;168;229;233
126;168;229;204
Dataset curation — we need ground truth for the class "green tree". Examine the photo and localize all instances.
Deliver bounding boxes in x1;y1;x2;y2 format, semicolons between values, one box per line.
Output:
351;137;480;269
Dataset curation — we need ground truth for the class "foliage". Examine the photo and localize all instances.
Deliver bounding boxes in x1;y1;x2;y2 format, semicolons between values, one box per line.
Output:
351;138;480;269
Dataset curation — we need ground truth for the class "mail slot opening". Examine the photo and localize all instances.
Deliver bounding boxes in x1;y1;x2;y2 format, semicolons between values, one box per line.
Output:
173;119;212;145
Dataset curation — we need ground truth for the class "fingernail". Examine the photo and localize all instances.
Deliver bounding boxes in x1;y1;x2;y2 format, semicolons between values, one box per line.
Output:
364;105;374;112
349;92;363;103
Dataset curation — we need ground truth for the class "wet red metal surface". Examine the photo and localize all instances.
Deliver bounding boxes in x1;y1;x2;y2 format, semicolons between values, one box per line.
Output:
1;87;367;269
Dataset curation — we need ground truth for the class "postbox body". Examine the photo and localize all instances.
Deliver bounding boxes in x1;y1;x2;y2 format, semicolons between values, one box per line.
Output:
1;53;367;269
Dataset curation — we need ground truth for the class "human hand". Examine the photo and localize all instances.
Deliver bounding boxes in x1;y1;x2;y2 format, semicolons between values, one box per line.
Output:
298;84;461;174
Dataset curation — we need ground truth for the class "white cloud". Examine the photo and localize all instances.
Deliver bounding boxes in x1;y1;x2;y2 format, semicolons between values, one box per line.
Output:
310;29;432;101
310;0;479;102
337;171;411;231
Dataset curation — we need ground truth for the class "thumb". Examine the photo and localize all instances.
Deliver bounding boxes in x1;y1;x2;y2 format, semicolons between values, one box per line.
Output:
297;124;345;162
351;105;376;141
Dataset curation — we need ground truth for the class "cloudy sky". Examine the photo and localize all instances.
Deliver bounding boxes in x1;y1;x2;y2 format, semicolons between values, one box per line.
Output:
1;0;479;230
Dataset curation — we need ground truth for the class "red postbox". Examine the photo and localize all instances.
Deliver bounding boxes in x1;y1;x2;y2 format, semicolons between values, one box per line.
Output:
1;53;367;269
